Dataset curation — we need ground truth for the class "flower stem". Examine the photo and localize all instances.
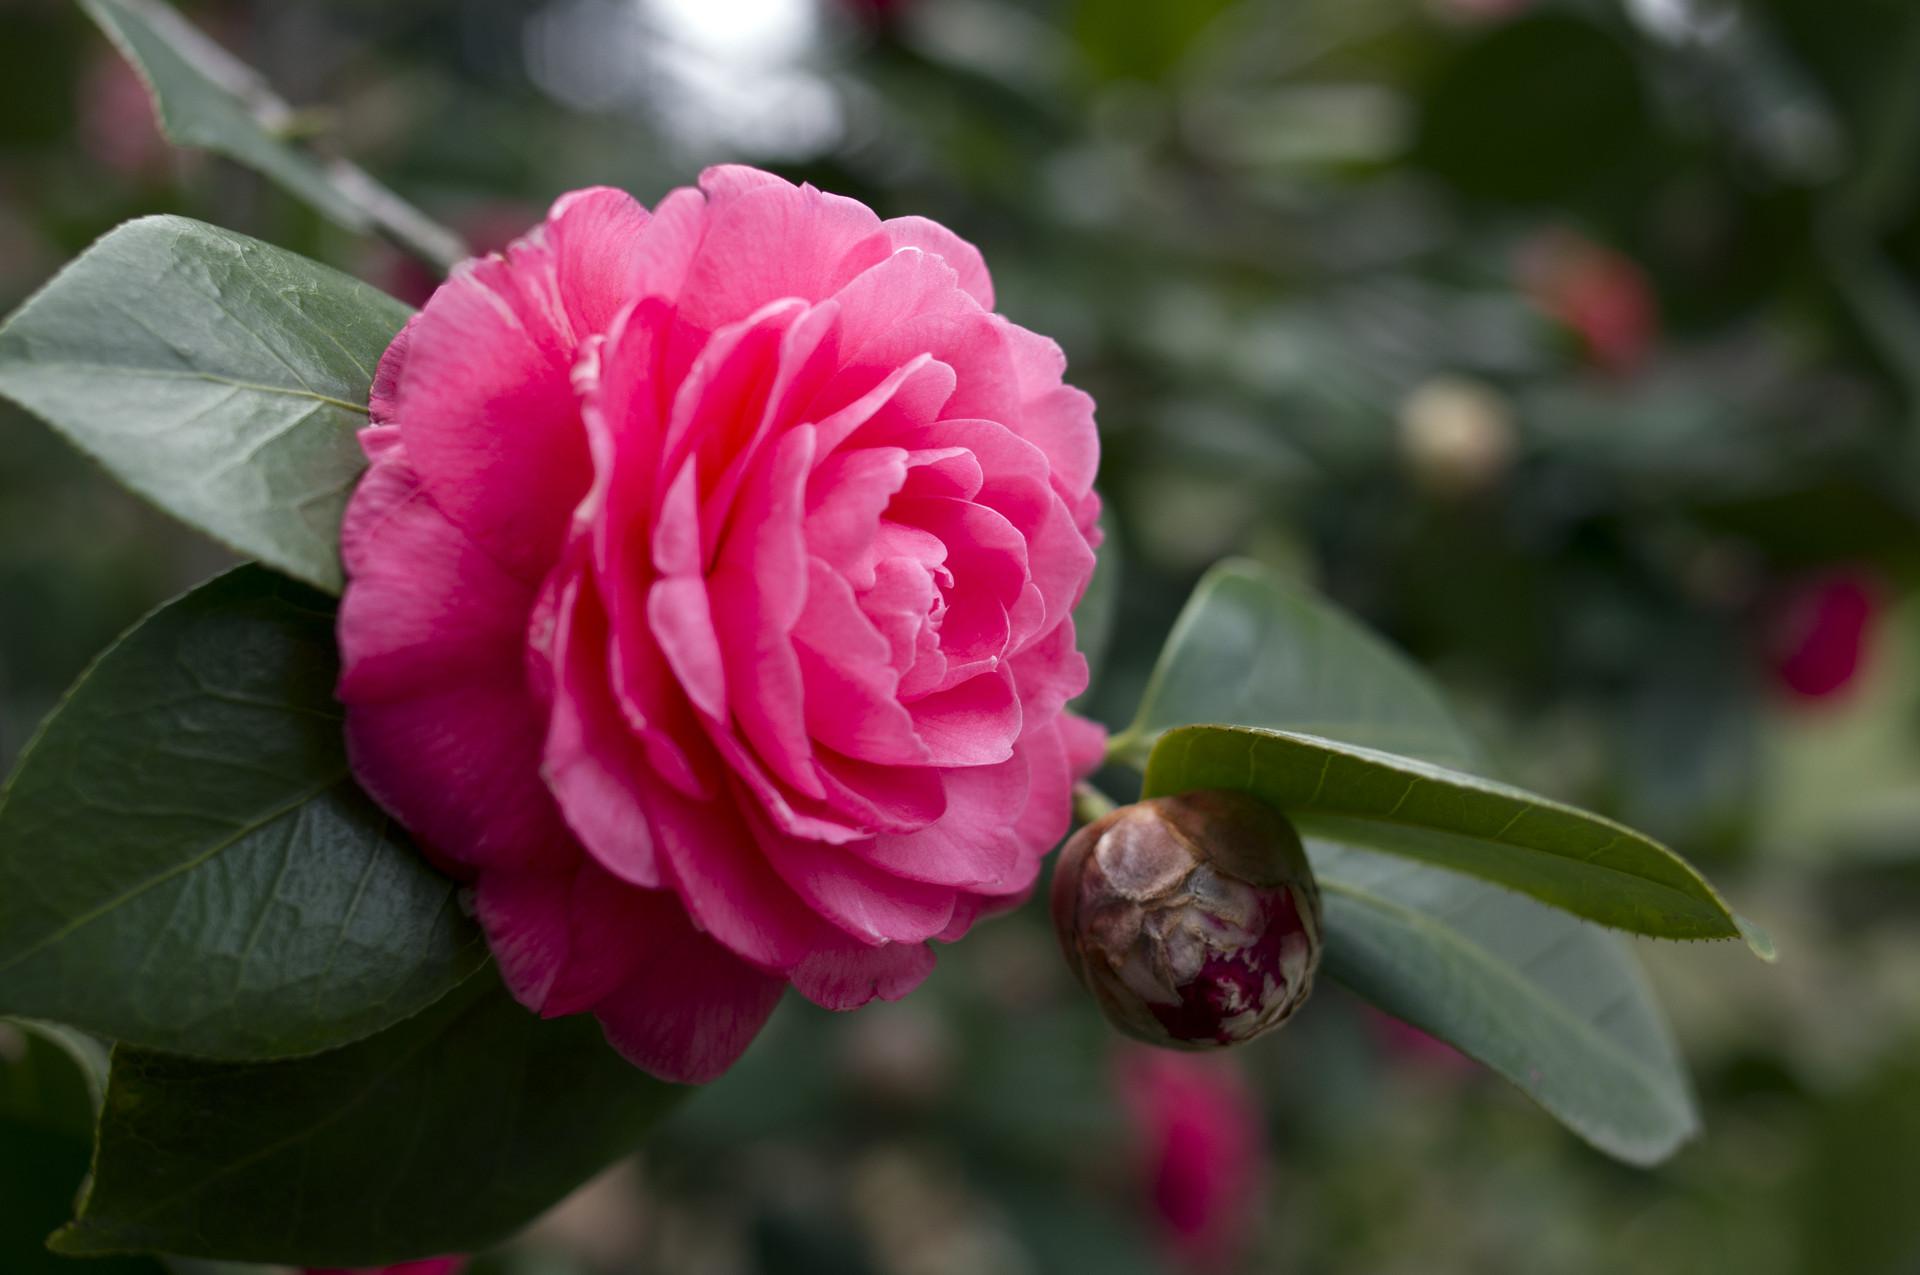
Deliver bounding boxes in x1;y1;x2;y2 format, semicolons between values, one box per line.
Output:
1103;729;1152;772
1072;781;1117;827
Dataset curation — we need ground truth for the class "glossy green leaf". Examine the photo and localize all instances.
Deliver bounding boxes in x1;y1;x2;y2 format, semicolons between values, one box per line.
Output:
0;215;409;592
1124;558;1763;953
0;566;487;1059
1144;723;1760;950
1310;842;1699;1165
79;0;465;269
1115;558;1483;772
1114;555;1754;1159
51;969;685;1265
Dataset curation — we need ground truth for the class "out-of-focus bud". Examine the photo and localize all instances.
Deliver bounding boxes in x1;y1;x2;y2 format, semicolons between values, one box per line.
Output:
1051;790;1322;1049
1115;1047;1267;1271
1364;1007;1474;1079
1765;568;1882;702
78;48;168;181
1518;228;1658;376
307;1258;466;1275
1396;374;1518;499
840;0;907;25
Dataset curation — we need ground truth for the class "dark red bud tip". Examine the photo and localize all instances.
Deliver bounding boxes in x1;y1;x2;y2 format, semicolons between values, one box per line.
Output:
1051;790;1323;1049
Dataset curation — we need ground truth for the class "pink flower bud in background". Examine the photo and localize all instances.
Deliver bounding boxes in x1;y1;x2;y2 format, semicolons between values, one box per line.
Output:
307;1257;467;1275
1518;229;1658;376
77;48;168;180
1052;790;1322;1049
841;0;908;23
1766;568;1882;701
1115;1048;1267;1272
1365;1006;1475;1077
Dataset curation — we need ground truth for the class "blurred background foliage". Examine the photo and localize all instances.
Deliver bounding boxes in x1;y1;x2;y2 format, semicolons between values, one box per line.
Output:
5;0;1920;1271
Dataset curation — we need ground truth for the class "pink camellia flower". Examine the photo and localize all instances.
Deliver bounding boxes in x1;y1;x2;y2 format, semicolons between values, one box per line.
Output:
78;48;169;180
308;1259;466;1275
1766;569;1881;701
338;166;1104;1083
1115;1048;1268;1272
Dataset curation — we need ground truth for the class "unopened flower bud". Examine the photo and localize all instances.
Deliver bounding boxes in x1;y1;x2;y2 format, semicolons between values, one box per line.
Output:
1397;375;1517;499
1051;790;1323;1049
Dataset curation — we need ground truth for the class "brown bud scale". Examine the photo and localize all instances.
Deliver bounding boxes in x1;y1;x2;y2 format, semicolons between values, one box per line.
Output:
1051;789;1322;1049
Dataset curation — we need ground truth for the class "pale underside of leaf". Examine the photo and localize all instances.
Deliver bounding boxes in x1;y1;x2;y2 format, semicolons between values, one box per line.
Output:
1311;840;1700;1166
0;1018;110;1136
1112;557;1726;1164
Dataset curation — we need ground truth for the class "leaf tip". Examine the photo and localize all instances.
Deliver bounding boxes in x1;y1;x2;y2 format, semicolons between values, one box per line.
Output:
1735;913;1778;963
44;1223;94;1257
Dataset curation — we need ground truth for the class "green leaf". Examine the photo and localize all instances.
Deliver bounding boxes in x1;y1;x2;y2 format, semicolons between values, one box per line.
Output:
0;1019;105;1137
1123;558;1763;953
0;566;487;1060
1113;554;1749;1161
1115;558;1483;772
1144;723;1756;949
1309;842;1700;1166
0;215;408;592
79;0;465;270
51;969;685;1265
0;1020;164;1274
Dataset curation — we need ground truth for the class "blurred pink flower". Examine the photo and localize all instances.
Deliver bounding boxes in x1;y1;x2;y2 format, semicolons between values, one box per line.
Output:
338;166;1104;1084
1519;229;1658;376
1766;569;1882;701
77;49;167;180
1115;1048;1267;1271
307;1258;466;1275
839;0;909;25
1365;1007;1474;1076
1430;0;1534;20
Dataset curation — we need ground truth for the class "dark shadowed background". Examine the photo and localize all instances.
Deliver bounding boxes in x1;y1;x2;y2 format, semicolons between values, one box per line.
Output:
5;0;1920;1272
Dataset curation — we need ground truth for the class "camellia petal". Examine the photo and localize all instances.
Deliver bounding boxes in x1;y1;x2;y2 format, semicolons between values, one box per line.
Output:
790;938;939;1011
590;889;787;1084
